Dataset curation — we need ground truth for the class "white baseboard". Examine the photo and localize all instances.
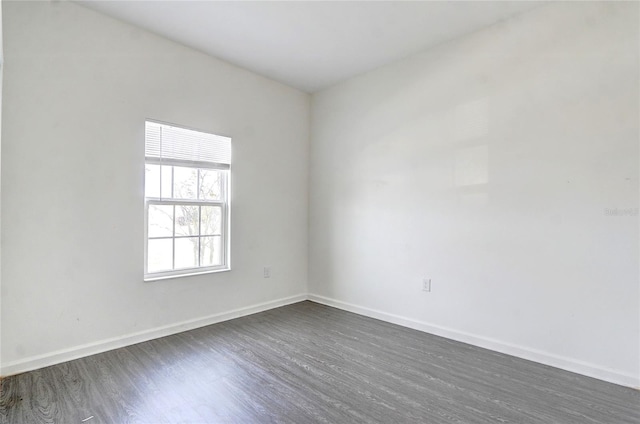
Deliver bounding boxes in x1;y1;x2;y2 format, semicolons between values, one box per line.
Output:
0;294;307;377
307;294;639;389
4;292;637;389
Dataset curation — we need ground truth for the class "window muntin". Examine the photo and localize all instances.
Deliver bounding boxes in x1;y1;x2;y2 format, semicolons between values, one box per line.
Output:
144;121;230;280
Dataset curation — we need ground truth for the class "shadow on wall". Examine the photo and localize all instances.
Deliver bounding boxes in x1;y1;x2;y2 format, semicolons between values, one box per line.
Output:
351;96;490;209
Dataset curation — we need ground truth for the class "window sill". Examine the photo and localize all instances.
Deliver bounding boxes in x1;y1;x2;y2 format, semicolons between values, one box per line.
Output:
144;267;231;282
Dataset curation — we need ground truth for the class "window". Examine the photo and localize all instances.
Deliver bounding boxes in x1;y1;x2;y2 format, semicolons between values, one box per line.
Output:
144;121;231;280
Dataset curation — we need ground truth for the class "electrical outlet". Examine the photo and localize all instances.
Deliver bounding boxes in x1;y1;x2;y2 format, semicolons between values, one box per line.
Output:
423;278;431;292
264;267;271;278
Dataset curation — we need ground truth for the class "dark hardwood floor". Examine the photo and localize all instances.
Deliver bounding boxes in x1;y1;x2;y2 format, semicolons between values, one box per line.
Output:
1;301;638;423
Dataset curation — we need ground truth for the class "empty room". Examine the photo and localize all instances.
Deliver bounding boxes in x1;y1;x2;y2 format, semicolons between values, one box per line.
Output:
0;0;638;423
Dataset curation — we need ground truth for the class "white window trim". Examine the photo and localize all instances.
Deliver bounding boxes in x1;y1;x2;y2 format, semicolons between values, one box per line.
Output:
143;121;231;281
143;190;231;281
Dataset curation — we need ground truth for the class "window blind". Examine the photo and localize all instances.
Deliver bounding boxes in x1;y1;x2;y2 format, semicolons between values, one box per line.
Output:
145;121;231;168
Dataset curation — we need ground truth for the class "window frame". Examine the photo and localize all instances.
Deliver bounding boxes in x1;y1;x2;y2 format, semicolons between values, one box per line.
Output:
143;126;231;281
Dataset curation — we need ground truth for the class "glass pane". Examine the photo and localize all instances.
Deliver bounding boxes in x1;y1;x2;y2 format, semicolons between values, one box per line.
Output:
175;205;199;236
147;238;173;273
199;169;222;200
148;205;173;237
200;236;222;267
145;164;160;198
161;166;172;199
173;166;198;199
201;206;221;236
175;237;199;269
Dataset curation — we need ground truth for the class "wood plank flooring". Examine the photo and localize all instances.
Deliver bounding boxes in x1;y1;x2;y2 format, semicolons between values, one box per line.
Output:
1;301;639;423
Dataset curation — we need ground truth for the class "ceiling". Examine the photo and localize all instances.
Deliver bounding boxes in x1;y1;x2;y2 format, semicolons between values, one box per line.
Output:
78;1;542;93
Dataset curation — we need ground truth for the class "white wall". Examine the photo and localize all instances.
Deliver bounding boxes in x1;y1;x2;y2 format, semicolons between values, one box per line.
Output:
1;1;309;373
0;0;4;369
309;2;639;387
